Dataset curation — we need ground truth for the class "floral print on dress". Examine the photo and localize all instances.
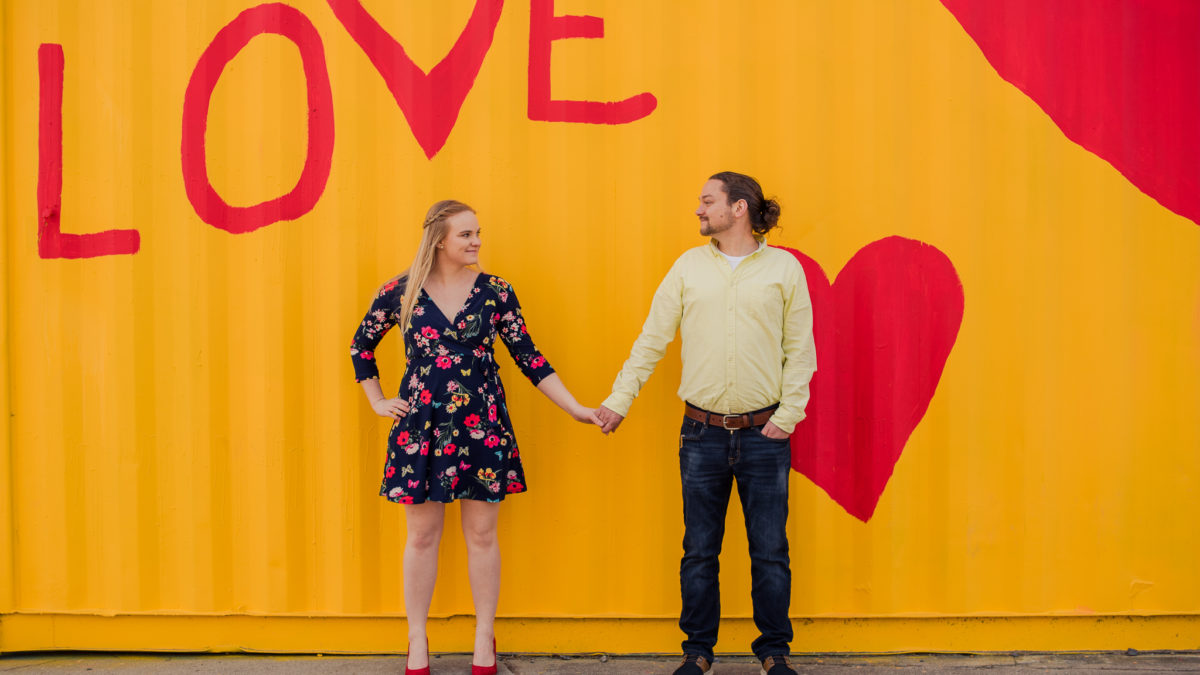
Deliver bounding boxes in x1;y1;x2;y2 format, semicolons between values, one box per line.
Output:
350;274;554;503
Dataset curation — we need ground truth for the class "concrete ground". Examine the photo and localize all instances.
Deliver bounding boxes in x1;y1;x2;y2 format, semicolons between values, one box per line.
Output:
2;652;1199;674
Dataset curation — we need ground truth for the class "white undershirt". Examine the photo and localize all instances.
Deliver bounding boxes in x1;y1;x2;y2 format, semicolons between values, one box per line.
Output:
720;251;750;271
718;241;763;271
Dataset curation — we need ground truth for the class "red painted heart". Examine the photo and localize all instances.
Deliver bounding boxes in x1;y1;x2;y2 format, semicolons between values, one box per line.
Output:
777;238;964;522
941;0;1200;228
327;0;504;159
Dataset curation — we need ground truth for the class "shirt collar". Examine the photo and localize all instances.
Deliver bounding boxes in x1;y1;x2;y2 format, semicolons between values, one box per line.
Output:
708;236;766;257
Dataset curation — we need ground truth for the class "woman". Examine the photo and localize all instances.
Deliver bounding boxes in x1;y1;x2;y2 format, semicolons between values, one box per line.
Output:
350;200;598;675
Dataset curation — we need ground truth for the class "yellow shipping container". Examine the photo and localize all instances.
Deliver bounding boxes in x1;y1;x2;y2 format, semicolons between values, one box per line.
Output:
1;0;1198;654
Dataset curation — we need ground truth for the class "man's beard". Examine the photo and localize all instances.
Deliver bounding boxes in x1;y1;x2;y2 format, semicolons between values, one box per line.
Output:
699;219;731;236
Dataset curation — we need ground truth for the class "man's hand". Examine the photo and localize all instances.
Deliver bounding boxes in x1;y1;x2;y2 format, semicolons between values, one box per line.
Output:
595;405;625;434
759;420;790;440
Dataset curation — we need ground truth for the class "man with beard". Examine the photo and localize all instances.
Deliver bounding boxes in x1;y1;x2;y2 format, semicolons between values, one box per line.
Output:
597;171;817;675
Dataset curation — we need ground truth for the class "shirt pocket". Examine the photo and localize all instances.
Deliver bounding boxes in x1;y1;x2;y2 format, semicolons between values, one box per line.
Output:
741;277;786;325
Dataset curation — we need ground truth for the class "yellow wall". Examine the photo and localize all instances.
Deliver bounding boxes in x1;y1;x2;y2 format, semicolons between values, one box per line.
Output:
2;0;1199;653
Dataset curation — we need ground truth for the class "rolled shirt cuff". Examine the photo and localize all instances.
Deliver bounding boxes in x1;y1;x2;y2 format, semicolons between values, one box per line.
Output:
600;393;634;418
767;410;803;435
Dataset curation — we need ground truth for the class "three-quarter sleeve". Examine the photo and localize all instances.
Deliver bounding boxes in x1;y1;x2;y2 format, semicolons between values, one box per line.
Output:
350;277;405;382
489;276;555;386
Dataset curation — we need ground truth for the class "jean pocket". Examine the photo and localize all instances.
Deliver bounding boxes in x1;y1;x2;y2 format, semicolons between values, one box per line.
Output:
679;417;706;448
752;425;790;443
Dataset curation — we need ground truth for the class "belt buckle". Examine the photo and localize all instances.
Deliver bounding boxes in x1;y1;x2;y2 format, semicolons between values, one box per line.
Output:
721;414;742;430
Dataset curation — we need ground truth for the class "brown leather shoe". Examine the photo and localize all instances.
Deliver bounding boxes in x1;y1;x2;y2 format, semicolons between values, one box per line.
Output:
673;653;711;675
761;654;797;675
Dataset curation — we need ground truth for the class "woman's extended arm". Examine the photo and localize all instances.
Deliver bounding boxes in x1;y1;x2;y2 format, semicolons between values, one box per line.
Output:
536;372;602;426
491;276;600;427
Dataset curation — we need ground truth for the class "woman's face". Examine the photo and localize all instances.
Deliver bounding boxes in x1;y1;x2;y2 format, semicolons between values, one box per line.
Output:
437;210;481;268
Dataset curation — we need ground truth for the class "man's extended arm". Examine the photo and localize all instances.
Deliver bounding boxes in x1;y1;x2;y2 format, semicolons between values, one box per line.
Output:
598;261;685;433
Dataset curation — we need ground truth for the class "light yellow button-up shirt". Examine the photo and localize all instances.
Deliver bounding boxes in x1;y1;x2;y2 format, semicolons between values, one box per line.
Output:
602;239;817;433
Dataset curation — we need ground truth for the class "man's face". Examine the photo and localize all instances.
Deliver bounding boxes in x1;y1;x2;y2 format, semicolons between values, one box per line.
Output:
696;179;737;236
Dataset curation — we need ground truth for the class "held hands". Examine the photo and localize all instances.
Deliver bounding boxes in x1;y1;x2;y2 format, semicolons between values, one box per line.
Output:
595;405;624;434
370;396;411;420
569;403;605;427
567;402;619;432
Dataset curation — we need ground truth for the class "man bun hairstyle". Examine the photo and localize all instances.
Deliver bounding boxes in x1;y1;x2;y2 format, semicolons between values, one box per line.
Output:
710;171;781;236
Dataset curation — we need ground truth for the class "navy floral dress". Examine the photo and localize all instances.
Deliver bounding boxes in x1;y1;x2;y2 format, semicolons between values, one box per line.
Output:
350;273;554;504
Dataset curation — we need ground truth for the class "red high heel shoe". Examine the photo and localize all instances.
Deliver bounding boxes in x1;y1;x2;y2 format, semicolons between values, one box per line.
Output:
405;638;430;675
471;637;497;675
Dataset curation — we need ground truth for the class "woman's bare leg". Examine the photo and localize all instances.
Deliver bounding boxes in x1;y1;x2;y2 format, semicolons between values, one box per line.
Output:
404;501;446;669
460;500;501;666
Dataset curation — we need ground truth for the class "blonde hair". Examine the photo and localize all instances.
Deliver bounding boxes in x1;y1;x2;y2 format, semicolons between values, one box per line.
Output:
390;199;477;332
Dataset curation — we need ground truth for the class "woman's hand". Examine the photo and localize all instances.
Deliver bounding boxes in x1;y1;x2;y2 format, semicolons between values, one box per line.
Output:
570;404;603;426
533;374;604;427
371;397;411;420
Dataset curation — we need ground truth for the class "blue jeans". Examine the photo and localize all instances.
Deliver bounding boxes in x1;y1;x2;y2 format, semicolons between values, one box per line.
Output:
678;413;792;662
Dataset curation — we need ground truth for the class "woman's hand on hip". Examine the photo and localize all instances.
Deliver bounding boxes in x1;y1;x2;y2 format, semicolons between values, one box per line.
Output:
371;397;410;420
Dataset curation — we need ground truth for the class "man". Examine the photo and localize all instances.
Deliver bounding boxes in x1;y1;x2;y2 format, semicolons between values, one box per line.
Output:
596;172;816;675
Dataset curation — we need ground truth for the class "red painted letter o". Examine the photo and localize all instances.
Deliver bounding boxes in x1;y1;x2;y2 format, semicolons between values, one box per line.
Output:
182;3;334;234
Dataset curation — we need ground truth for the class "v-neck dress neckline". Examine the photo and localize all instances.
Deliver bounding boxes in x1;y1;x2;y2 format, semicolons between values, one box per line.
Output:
421;273;482;326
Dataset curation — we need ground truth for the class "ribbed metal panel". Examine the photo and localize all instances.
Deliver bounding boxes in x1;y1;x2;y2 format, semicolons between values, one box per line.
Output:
2;0;1198;653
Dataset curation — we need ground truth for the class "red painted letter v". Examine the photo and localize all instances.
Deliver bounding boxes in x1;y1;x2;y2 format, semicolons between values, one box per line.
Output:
327;0;503;159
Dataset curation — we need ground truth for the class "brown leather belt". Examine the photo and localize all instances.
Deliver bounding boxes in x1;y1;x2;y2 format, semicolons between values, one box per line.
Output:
684;402;778;430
